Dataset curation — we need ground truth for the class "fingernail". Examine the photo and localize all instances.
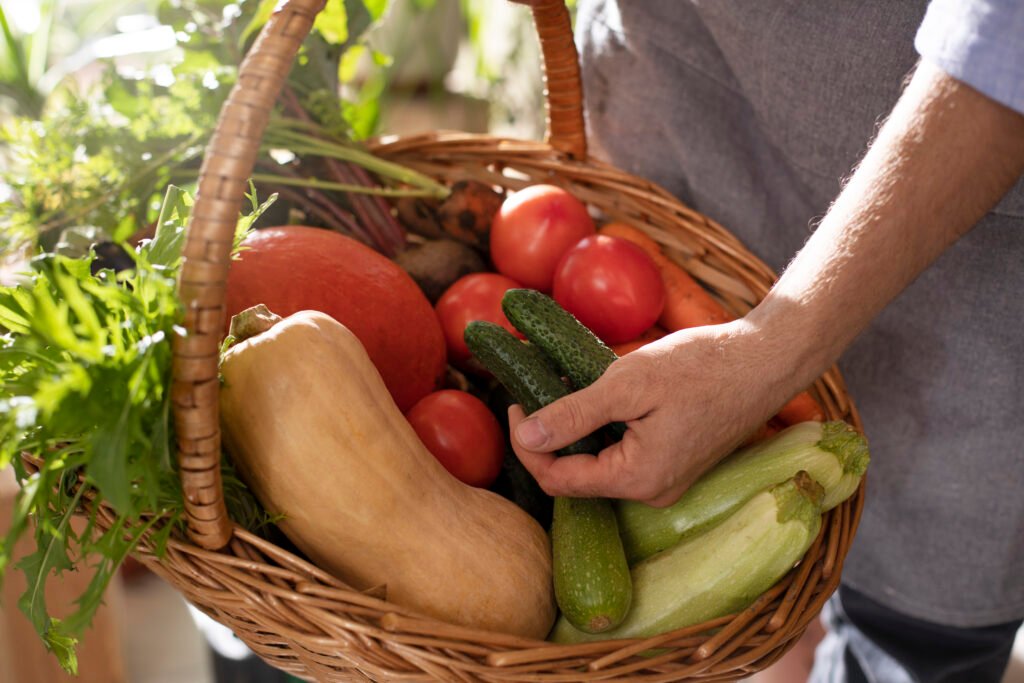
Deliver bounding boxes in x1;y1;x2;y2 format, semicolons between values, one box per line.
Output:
515;417;549;450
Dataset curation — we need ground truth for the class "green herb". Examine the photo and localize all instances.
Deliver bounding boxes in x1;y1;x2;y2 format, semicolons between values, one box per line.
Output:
2;0;407;257
0;186;275;672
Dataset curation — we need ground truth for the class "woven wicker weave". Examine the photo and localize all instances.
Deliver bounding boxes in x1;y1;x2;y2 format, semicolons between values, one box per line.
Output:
58;0;867;680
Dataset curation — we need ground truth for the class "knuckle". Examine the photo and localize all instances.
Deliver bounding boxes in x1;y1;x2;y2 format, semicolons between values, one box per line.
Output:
558;396;590;435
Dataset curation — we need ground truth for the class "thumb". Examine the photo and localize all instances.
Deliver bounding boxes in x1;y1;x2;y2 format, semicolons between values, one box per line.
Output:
513;382;617;454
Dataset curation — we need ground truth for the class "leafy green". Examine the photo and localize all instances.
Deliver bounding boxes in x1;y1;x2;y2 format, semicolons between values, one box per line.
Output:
0;186;275;672
0;75;215;254
1;0;419;259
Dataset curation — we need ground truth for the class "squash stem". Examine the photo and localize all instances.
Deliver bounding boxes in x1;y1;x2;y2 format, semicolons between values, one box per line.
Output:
229;305;282;343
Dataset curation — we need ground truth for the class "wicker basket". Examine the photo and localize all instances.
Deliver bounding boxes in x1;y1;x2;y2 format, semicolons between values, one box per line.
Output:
103;0;865;680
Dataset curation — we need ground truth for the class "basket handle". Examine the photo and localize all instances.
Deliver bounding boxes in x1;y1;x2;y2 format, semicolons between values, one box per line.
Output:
524;0;587;159
172;0;586;550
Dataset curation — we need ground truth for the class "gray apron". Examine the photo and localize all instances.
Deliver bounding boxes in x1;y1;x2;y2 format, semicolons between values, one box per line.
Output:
576;0;1024;628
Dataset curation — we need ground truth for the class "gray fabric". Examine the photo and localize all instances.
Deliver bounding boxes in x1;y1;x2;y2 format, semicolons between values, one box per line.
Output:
576;0;1024;627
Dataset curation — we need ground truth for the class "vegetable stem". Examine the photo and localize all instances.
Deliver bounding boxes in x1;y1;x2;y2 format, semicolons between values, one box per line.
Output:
229;304;282;342
254;161;375;243
250;173;445;198
263;128;449;199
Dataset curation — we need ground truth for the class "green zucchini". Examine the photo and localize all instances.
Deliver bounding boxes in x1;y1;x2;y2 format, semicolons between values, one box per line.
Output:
501;289;625;437
550;471;825;643
617;420;869;564
464;321;632;633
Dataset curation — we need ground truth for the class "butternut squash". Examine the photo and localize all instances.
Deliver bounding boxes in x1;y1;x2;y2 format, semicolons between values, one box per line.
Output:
219;308;556;639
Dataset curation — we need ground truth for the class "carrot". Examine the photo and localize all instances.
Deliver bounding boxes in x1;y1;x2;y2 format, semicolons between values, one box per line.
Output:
436;180;504;249
599;222;732;331
611;326;667;356
776;390;826;426
600;222;825;426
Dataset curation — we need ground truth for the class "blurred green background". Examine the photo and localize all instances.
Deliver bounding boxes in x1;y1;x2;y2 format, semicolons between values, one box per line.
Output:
0;0;569;270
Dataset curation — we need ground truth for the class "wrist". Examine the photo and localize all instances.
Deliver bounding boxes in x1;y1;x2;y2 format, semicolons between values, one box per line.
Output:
739;292;832;405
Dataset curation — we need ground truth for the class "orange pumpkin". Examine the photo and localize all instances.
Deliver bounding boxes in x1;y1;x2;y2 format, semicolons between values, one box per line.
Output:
225;226;446;411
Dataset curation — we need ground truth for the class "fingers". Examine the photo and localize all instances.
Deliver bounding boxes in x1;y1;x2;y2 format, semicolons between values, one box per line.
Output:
507;404;559;482
509;405;660;499
512;380;628;455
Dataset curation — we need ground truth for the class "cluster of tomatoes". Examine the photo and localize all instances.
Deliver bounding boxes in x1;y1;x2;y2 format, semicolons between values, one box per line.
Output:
407;185;666;490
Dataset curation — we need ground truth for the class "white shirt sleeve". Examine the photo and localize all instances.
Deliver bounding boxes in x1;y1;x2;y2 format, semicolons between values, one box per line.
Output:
915;0;1024;114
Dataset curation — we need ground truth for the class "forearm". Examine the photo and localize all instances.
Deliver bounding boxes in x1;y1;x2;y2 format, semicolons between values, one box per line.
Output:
747;60;1024;400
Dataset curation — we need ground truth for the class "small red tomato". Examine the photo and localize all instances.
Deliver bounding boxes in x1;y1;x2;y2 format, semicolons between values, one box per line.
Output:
490;184;596;291
435;273;524;363
406;390;505;488
553;235;666;344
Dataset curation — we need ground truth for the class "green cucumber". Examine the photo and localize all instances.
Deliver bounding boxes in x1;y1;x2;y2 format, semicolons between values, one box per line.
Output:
501;289;626;438
617;420;869;564
550;496;632;633
464;321;632;633
488;384;553;528
464;321;595;430
550;471;825;643
502;288;619;390
492;446;554;529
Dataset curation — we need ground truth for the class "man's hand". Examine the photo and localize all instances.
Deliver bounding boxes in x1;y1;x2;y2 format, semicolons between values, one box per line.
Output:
509;60;1024;506
509;319;790;506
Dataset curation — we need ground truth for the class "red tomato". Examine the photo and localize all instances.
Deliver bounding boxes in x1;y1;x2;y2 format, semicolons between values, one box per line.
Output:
406;390;505;488
490;184;595;291
552;235;666;344
435;273;524;363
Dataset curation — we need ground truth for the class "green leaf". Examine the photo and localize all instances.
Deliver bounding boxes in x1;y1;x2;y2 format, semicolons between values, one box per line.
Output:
314;0;349;45
363;0;390;20
339;44;366;83
53;268;103;341
0;297;31;334
343;0;374;46
235;183;277;248
88;422;132;514
145;185;194;269
342;72;386;140
0;5;31;95
44;620;79;675
16;484;83;639
0;471;40;573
